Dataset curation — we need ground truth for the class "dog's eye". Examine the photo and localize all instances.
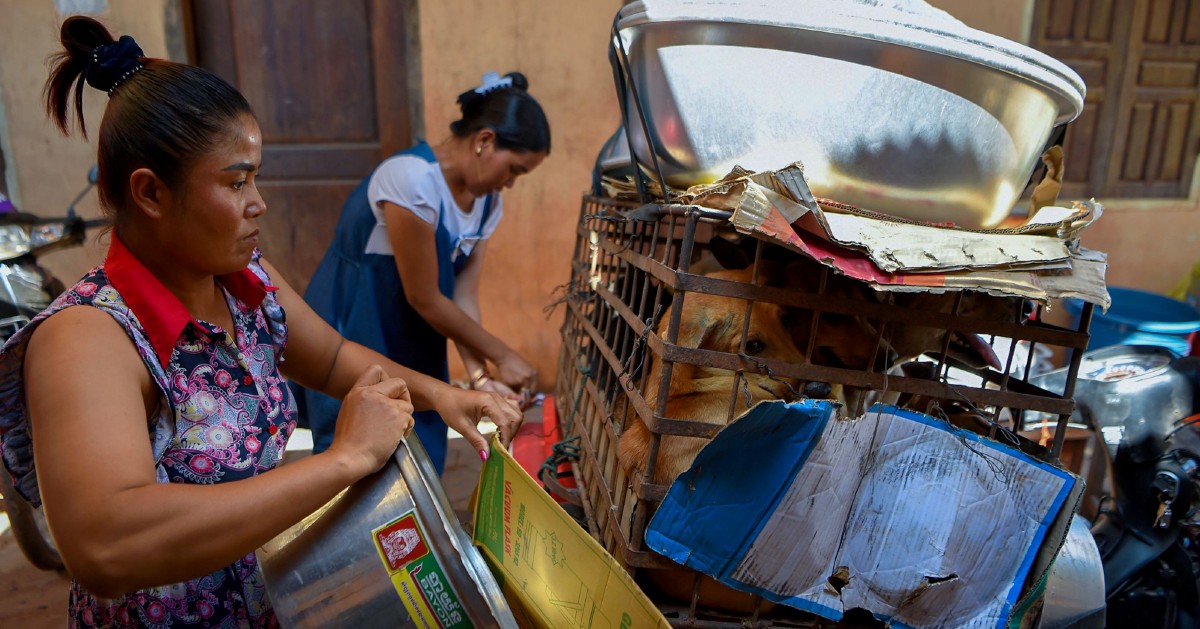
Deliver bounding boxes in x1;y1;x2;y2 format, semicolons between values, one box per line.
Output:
745;339;767;355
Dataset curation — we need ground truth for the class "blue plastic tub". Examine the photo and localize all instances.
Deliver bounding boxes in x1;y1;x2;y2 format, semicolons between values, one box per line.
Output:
1066;287;1200;355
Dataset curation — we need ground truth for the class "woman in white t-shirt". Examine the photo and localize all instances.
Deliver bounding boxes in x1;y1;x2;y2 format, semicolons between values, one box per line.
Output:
299;72;550;472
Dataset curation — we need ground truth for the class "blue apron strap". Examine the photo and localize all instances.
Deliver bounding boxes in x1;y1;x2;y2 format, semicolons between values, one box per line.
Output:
402;140;437;163
476;193;496;238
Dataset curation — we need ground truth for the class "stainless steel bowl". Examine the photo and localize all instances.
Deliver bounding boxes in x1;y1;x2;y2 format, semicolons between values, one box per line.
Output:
257;437;517;628
614;0;1086;228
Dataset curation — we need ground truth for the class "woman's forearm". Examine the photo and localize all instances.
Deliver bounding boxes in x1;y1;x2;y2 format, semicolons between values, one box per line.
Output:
409;292;511;367
452;288;489;382
64;449;363;598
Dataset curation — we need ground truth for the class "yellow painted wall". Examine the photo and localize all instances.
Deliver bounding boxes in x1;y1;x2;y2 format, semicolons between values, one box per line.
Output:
929;0;1032;43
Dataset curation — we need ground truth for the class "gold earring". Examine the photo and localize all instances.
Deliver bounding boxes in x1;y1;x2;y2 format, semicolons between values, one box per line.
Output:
475;146;482;156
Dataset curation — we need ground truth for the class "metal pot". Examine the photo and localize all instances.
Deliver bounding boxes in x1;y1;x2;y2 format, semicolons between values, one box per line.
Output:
613;0;1086;228
257;437;517;628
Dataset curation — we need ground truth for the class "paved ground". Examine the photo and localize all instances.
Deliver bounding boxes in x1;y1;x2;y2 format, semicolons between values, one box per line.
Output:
0;405;525;627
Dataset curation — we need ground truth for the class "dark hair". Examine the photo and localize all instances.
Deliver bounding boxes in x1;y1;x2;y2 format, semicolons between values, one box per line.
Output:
449;72;551;154
44;16;253;220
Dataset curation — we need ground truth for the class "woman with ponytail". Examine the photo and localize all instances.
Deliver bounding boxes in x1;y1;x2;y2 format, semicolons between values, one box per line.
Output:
0;17;522;626
299;71;551;473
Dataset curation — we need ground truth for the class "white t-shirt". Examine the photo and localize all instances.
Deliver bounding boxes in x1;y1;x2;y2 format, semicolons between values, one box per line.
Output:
362;152;503;262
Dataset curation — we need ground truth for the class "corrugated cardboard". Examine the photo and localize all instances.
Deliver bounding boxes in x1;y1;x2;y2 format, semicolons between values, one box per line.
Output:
599;164;1110;308
645;400;1081;629
472;437;670;629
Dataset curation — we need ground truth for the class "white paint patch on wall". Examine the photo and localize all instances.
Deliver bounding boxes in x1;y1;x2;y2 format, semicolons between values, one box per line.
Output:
53;0;107;16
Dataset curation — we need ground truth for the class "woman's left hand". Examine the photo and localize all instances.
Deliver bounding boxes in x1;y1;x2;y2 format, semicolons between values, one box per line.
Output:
477;378;533;410
435;387;524;454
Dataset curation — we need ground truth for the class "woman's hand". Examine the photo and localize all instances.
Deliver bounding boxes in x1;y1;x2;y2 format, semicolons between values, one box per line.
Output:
435;387;524;454
326;365;415;479
476;377;528;408
493;350;537;394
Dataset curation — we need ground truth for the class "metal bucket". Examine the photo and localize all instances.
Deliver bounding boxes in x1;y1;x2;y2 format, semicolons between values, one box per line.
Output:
257;436;517;628
612;0;1086;228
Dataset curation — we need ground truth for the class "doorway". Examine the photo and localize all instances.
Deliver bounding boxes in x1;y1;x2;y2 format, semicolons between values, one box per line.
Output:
189;0;422;291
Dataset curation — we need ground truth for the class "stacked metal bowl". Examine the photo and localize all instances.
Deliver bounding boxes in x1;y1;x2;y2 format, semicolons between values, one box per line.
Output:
612;0;1086;229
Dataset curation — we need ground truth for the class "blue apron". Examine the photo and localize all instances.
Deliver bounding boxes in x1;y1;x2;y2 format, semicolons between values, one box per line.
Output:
298;141;494;474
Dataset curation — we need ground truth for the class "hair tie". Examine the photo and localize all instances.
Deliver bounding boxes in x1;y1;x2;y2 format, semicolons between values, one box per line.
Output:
472;71;513;97
86;35;145;96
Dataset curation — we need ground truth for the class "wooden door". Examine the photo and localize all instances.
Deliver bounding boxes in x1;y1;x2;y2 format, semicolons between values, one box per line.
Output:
190;0;420;292
1033;0;1200;200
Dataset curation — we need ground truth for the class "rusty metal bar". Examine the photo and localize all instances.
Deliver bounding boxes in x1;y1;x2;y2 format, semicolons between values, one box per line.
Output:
568;257;1078;419
581;234;1092;349
1052;301;1095;459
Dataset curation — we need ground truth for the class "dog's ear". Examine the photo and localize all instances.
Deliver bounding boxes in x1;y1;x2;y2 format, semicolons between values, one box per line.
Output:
696;310;736;351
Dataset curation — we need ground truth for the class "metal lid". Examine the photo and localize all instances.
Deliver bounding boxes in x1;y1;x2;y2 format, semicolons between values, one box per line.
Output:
618;0;1085;124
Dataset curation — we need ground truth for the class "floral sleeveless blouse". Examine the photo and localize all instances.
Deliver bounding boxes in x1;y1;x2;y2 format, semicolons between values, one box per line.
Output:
0;236;296;628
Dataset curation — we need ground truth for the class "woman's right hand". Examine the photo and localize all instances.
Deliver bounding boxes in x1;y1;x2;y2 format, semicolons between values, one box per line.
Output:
327;365;415;479
493;350;537;393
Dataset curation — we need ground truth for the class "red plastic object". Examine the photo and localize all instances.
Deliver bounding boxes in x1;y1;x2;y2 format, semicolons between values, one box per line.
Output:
510;411;545;480
540;395;578;503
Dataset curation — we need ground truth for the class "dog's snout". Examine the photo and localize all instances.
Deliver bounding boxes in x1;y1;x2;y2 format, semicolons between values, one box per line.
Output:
803;381;833;399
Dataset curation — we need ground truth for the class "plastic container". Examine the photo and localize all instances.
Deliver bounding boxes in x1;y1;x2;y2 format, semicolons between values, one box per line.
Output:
1066;287;1200;356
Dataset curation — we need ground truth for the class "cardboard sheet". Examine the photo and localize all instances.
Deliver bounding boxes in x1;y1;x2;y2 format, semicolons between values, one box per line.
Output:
599;165;1110;308
733;197;1111;308
645;400;1079;629
473;436;670;629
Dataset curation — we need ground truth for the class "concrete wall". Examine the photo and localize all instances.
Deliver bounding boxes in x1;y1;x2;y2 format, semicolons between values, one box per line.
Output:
419;0;622;386
0;0;171;289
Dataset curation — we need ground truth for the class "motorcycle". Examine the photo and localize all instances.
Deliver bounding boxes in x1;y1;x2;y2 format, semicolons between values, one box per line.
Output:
0;166;105;571
1036;344;1200;628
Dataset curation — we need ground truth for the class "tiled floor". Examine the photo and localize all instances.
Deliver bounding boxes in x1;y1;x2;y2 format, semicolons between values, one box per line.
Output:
0;407;531;627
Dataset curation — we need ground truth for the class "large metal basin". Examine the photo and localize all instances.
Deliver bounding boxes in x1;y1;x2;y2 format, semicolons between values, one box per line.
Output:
614;0;1086;228
257;437;517;628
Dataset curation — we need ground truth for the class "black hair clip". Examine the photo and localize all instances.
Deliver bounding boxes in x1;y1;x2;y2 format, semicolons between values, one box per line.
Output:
86;35;145;96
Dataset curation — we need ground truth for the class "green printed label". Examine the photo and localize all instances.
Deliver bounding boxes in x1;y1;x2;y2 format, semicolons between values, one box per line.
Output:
408;554;472;629
476;445;507;564
374;510;474;629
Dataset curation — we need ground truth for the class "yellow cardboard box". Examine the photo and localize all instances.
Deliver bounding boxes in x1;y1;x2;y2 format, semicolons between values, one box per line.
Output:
472;436;669;628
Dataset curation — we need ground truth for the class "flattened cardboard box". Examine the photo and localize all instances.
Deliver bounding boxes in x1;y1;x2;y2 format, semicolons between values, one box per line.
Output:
473;437;670;629
646;400;1081;629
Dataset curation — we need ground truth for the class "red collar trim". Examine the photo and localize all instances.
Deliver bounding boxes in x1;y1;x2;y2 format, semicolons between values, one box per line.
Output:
103;234;277;368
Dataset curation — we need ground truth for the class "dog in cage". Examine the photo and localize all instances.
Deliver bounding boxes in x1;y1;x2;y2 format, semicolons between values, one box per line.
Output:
616;265;835;486
698;231;1019;414
615;265;829;615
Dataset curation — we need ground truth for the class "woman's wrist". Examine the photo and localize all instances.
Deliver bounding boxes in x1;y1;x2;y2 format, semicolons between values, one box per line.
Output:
468;367;490;390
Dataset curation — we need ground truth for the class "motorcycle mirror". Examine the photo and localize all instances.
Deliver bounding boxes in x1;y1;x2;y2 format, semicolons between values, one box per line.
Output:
67;166;99;220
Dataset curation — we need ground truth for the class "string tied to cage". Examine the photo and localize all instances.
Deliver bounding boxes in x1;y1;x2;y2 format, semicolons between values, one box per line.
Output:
538;361;592;512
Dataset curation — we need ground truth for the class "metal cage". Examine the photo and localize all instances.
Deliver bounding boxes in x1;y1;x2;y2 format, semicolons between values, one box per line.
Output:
552;193;1094;627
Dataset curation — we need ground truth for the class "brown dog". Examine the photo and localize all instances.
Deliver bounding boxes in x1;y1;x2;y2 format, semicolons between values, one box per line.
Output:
618;267;814;487
617;267;816;614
